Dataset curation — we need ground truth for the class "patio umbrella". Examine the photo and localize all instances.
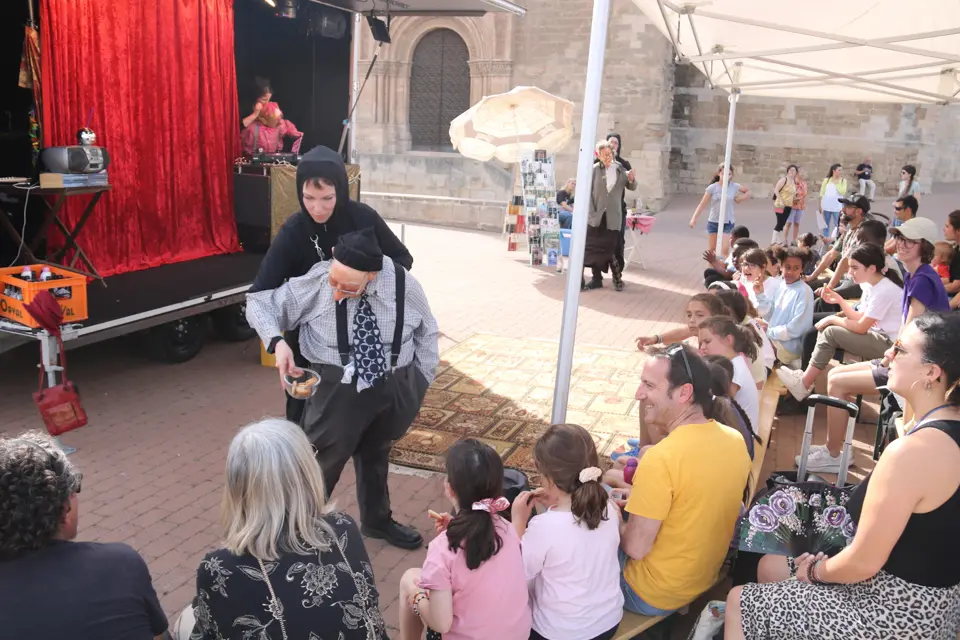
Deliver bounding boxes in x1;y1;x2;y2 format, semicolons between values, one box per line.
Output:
449;86;574;163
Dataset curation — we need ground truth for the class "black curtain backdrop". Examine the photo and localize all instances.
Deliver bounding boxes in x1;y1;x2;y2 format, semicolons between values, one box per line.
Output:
234;0;352;155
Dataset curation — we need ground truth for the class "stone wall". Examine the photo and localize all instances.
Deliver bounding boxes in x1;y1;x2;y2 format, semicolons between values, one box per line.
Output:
669;65;959;199
510;0;675;211
361;192;506;231
358;151;514;200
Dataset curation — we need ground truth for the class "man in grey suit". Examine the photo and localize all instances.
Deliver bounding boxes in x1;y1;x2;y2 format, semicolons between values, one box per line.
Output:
583;139;637;292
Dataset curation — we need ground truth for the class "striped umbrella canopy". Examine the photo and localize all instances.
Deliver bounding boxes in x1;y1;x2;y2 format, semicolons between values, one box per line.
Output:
449;86;574;163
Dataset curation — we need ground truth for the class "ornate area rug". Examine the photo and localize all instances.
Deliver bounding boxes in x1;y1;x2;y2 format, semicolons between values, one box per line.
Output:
389;334;646;483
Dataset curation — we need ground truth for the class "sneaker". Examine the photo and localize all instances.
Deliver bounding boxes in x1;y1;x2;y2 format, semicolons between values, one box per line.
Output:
801;448;843;474
776;367;812;401
795;444;828;466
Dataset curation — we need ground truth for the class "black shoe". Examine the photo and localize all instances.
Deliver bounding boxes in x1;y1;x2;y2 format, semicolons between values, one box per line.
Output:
584;278;603;290
613;278;624;292
361;520;423;550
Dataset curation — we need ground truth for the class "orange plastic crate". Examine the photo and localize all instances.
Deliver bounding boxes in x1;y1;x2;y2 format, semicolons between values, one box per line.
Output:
0;265;89;329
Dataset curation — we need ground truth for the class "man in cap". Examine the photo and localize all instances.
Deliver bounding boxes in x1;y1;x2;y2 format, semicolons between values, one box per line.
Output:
805;195;871;312
246;228;438;550
250;145;413;425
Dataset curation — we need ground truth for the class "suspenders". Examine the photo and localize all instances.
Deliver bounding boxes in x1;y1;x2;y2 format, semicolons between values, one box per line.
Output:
335;260;406;370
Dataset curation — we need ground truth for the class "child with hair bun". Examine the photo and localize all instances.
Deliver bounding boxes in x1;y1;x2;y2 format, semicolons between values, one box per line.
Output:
512;424;623;640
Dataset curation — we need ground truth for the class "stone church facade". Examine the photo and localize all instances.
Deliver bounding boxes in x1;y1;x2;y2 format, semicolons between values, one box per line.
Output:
354;0;960;230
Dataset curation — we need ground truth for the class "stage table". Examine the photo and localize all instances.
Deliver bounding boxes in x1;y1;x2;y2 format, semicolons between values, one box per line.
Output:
0;184;110;283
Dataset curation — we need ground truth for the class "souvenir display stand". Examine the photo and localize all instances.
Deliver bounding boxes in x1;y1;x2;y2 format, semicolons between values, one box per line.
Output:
503;151;562;272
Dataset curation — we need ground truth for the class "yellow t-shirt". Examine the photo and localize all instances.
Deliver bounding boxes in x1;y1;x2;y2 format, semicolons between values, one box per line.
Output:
623;420;751;610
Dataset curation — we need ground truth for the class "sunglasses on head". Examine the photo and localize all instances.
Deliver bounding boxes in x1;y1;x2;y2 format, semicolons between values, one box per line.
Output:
665;343;694;383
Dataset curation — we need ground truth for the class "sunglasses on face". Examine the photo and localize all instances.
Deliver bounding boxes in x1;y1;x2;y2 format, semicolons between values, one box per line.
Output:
893;206;905;211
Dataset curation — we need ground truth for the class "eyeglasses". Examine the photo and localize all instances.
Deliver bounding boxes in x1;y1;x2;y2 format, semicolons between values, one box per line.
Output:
894;236;918;246
893;206;905;211
665;343;694;383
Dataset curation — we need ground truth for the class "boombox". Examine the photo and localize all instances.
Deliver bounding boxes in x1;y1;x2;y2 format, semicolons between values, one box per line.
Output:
40;146;111;174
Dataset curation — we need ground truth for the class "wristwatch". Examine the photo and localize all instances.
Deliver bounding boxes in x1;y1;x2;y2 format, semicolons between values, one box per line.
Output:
266;336;284;354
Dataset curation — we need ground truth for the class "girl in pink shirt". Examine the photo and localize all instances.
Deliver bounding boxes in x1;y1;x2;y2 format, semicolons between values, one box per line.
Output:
399;439;531;640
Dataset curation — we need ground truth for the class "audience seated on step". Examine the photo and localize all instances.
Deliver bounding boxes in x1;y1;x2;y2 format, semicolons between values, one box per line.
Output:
697;317;761;429
184;418;386;640
777;244;904;425
702;355;762;461
805;196;872;312
713;289;772;387
703;232;760;288
0;431;170;640
399;439;530;640
817;217;951;473
702;226;752;287
619;345;751;617
755;247;814;367
510;424;623;640
739;249;783;321
725;313;960;640
635;293;732;351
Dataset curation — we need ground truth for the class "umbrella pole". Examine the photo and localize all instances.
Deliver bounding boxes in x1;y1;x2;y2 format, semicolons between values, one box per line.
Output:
714;91;739;257
27;0;35;27
550;0;611;424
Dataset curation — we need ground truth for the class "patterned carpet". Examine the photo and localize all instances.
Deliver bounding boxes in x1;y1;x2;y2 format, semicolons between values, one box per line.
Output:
389;334;646;483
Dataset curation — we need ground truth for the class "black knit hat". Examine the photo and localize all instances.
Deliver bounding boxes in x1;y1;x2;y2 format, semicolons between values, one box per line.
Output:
334;228;383;272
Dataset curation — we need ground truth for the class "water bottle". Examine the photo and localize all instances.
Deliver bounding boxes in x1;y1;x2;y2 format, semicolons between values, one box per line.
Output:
20;266;34;282
40;267;53;282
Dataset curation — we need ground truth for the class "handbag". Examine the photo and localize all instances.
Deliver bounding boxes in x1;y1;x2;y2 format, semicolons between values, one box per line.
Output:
32;334;88;436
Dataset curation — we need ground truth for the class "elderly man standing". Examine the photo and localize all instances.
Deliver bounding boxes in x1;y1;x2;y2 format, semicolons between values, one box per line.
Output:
583;139;636;292
246;228;439;550
619;345;751;617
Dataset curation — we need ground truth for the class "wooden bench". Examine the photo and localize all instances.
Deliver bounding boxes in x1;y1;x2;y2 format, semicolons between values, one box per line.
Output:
611;375;781;639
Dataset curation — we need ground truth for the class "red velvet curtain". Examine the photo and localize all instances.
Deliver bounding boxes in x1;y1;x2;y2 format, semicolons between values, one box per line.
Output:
41;0;241;277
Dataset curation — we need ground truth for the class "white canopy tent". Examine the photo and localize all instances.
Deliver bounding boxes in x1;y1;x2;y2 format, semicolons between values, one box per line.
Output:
551;0;960;422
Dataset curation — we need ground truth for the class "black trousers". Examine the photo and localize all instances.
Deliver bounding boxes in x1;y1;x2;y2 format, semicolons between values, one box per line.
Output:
614;206;627;270
774;207;791;232
800;312;836;369
301;363;429;527
704;267;731;288
530;625;619;640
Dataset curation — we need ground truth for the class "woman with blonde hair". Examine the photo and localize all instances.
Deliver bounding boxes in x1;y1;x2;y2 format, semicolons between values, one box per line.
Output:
184;418;386;640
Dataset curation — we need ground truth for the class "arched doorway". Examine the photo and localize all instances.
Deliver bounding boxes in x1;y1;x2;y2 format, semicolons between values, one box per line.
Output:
409;29;470;151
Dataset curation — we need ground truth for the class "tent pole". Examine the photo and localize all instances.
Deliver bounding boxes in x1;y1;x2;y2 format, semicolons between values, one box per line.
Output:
714;91;738;257
550;0;611;424
348;13;362;163
27;0;35;27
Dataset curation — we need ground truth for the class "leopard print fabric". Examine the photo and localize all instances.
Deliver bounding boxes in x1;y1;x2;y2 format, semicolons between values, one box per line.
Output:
739;569;960;639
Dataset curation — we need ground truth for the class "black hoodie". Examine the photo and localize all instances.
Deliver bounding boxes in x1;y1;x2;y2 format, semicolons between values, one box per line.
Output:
250;146;413;292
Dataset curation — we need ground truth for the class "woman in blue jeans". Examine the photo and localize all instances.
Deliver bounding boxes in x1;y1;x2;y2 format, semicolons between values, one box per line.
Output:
689;164;750;258
818;163;846;240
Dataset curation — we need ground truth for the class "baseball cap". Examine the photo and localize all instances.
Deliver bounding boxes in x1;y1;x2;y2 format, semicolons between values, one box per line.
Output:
838;195;871;214
890;217;940;245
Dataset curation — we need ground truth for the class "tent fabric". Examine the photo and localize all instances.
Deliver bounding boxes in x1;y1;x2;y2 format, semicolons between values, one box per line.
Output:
631;0;960;104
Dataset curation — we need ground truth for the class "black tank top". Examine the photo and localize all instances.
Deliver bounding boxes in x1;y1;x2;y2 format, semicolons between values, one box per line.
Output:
846;419;960;588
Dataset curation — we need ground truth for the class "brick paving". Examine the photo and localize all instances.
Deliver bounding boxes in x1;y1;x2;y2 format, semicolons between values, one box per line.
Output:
4;189;949;636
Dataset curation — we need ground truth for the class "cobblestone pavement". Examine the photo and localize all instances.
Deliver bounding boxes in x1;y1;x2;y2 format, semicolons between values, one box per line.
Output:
4;188;952;636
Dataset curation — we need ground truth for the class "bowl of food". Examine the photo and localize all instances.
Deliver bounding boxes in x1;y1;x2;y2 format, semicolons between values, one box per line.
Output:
283;368;321;399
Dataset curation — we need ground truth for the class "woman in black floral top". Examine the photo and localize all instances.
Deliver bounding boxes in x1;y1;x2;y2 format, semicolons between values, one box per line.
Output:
188;418;385;640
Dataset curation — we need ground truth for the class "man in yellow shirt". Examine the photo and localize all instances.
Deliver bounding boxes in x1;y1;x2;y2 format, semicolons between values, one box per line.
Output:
619;344;752;615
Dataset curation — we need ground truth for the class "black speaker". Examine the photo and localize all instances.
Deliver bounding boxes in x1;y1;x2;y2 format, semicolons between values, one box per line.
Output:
366;16;390;44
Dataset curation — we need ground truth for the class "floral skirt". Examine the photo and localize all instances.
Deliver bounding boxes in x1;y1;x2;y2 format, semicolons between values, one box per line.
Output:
739;569;960;639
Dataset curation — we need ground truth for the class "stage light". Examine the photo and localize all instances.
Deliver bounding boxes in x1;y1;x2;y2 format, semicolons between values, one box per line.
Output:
366;15;390;44
264;0;276;7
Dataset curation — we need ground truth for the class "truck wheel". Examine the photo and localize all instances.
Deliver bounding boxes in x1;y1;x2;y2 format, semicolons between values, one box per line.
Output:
147;317;206;363
212;303;257;342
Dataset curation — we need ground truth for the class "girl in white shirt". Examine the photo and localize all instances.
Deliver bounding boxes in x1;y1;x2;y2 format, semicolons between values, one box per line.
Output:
777;243;904;404
715;289;771;388
697;317;761;428
510;424;623;640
